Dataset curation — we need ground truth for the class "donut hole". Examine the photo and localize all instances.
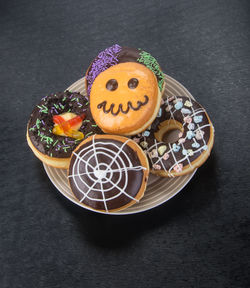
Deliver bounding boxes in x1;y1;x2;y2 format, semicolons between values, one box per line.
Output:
154;120;183;144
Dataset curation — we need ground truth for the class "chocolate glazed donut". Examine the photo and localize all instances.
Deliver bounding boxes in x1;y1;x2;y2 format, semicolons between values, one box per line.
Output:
132;95;214;177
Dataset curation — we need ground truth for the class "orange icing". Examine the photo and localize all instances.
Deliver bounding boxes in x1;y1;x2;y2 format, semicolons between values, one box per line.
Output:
90;62;159;135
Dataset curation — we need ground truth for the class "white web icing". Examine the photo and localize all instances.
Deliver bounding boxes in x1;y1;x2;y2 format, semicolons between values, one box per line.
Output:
68;135;147;212
146;95;213;174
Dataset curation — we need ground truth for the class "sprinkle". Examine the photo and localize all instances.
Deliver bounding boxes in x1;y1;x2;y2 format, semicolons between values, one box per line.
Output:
172;144;180;152
36;119;41;129
149;149;158;158
85;102;89;106
53;140;59;146
50;153;53;157
142;130;150;137
85;131;93;138
71;98;76;102
29;127;35;131
174;101;183;110
62;96;67;102
184;116;192;123
192;142;200;148
195;130;205;140
140;141;148;149
178;138;185;144
188;123;195;130
184;100;193;107
174;163;183;173
59;103;64;109
187;131;195;139
158;145;167;156
54;104;59;109
83;119;90;122
194;115;203;123
153;164;161;170
91;124;98;127
181;108;191;114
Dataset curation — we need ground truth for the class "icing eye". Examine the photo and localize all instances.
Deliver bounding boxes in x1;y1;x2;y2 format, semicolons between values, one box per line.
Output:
106;79;118;91
128;78;139;89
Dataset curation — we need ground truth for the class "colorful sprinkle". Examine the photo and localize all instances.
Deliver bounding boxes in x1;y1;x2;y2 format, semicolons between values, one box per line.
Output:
174;101;183;110
184;100;193;107
174;163;183;173
158;145;167;156
194;115;203;123
172;143;180;152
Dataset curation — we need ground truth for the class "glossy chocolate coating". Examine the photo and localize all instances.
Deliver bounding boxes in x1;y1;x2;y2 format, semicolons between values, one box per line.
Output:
68;138;144;211
28;91;102;158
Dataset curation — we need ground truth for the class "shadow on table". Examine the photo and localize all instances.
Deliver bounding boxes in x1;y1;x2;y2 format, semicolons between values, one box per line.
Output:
40;152;219;249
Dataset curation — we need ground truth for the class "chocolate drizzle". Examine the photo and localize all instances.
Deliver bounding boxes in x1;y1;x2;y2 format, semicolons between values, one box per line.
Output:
97;95;149;116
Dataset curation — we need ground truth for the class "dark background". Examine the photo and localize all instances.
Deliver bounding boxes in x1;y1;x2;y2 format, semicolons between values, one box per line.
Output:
1;0;250;287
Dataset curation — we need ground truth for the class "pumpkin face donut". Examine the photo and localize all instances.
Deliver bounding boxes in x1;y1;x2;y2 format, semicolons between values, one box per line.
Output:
90;62;162;135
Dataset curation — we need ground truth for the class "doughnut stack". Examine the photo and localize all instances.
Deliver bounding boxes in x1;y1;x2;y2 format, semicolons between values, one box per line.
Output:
27;44;214;213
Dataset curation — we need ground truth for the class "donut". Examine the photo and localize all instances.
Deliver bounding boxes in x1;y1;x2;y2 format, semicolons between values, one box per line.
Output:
85;44;165;97
27;91;103;169
132;95;214;177
68;134;149;213
90;62;162;135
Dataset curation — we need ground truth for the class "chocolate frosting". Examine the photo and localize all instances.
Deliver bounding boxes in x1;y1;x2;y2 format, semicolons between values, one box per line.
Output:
27;91;103;158
133;96;214;175
68;137;145;212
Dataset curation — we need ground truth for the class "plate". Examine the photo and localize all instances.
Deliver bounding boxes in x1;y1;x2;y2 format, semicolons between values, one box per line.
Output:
43;74;197;215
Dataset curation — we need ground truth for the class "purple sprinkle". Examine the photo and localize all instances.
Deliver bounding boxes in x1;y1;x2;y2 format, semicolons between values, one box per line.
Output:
86;44;122;96
41;120;45;126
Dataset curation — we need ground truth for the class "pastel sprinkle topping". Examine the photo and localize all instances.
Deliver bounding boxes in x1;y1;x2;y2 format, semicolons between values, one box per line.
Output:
194;115;203;123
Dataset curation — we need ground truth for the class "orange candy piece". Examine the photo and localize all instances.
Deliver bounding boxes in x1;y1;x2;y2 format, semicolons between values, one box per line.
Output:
52;113;85;140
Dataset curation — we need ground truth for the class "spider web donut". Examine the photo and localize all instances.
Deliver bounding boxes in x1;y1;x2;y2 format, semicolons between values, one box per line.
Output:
68;135;147;212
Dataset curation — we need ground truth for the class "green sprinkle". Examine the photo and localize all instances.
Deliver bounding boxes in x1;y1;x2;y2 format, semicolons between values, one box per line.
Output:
54;104;59;109
59;103;64;109
50;153;53;157
37;105;48;114
71;98;76;102
62;140;65;145
67;109;71;112
85;131;93;137
62;96;67;102
49;129;52;133
36;119;41;129
63;146;70;152
53;139;59;146
137;50;164;91
83;119;90;122
85;102;89;106
29;127;35;131
91;124;98;127
47;145;50;148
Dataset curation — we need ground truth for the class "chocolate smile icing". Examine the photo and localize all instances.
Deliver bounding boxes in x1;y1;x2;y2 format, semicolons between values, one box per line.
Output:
86;45;164;96
97;95;149;116
27;91;103;158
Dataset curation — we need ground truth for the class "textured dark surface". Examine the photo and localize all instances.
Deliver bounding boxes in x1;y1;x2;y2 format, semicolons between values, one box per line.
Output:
0;0;250;287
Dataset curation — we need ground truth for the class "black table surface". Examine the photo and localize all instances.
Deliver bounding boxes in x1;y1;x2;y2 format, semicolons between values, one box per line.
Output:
1;0;250;287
